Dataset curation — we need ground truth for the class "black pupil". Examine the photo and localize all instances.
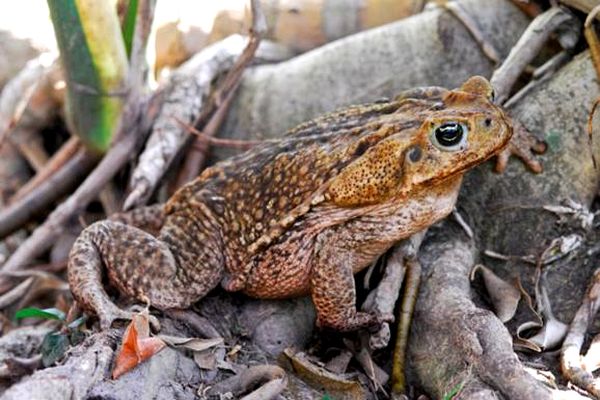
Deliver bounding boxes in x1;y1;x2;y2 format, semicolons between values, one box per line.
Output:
435;123;463;147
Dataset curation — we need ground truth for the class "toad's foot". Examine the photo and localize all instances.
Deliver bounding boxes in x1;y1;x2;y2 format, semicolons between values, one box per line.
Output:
316;311;393;332
94;304;139;331
495;119;546;173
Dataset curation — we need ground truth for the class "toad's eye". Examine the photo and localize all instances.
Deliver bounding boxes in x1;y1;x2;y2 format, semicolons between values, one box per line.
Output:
432;122;468;151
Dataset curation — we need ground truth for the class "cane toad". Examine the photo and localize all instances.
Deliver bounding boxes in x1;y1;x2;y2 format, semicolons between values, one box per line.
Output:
68;76;512;331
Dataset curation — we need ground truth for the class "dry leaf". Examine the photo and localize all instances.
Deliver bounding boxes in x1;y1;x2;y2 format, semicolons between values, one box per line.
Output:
193;350;217;370
112;314;166;379
283;348;366;400
471;264;521;322
515;284;568;352
516;319;568;352
159;334;223;352
217;359;237;373
539;234;583;264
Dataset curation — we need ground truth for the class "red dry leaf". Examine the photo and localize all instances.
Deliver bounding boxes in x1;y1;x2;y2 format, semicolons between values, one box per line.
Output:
112;314;166;379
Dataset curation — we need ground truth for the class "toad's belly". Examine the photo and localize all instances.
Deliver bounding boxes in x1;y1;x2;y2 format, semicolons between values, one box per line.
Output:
241;177;461;299
242;228;316;299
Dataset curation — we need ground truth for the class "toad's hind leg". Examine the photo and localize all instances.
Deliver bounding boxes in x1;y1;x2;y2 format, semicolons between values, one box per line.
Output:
68;209;224;329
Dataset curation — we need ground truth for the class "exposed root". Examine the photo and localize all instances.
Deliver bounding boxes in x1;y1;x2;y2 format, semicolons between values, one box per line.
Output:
561;269;600;399
410;229;553;399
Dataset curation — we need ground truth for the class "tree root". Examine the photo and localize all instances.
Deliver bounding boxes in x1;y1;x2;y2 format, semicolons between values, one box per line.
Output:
410;228;553;399
561;269;600;399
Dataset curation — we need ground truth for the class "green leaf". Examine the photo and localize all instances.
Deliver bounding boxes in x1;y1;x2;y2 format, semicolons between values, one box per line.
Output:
15;307;66;321
41;332;70;367
47;0;128;153
120;0;138;58
67;315;88;329
443;382;465;400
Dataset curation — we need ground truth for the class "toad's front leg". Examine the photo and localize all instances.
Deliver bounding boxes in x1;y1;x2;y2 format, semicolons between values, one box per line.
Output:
311;229;390;331
68;208;225;329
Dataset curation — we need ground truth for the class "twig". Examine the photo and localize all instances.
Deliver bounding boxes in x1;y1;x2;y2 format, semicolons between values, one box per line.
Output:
584;5;600;169
588;98;600;169
11;136;82;202
174;0;267;188
442;1;500;63
176;118;262;149
0;277;34;309
173;80;241;186
490;7;579;103
98;181;122;215
240;377;287;400
0;0;156;278
392;258;422;394
584;5;600;78
0;148;98;240
561;269;600;399
11;129;49;172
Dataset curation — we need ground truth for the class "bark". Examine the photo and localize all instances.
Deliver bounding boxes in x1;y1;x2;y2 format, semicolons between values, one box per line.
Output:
410;231;553;399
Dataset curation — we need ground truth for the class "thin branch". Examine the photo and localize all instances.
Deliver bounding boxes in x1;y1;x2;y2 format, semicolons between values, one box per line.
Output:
561;269;600;399
10;136;81;202
0;148;97;239
176;118;262;149
490;7;579;103
174;0;267;187
173;79;241;186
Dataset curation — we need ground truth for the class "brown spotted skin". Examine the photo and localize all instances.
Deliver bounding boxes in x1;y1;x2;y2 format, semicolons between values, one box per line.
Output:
68;76;513;331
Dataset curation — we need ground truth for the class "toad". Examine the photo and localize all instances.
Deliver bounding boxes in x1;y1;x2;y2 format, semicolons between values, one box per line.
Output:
68;76;512;331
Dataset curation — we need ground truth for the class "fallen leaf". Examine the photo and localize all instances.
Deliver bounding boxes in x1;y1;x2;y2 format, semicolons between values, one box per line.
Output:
227;344;242;358
539;234;583;265
159;334;223;352
194;350;217;370
516;318;568;351
216;359;237;372
284;348;366;400
515;283;568;352
112;314;166;379
471;264;521;322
